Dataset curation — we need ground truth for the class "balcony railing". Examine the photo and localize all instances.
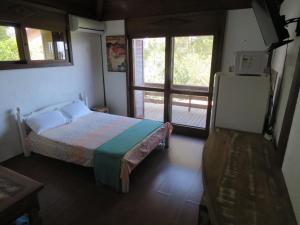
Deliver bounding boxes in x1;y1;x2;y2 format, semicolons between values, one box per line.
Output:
144;91;208;111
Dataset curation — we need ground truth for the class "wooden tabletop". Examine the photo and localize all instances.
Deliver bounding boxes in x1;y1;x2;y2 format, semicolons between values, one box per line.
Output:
0;166;43;212
202;128;297;225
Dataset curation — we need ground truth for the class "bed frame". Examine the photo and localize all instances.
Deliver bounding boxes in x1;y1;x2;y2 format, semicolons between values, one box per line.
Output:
16;93;88;157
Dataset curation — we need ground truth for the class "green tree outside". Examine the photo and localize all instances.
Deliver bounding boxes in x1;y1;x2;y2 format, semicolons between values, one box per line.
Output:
0;26;20;61
143;36;213;87
143;38;165;84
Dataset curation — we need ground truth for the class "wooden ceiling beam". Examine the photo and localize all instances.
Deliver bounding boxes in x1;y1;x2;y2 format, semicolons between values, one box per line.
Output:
95;0;104;20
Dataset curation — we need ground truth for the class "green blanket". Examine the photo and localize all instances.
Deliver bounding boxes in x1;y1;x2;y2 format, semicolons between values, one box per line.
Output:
94;119;162;191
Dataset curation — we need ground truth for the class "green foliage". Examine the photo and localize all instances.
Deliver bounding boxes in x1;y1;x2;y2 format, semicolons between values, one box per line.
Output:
143;38;165;84
0;26;20;61
143;36;213;87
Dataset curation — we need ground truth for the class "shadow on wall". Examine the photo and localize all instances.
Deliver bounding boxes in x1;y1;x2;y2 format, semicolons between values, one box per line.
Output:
0;110;22;162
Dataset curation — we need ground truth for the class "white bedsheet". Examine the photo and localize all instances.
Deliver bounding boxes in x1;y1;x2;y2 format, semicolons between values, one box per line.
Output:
37;112;139;149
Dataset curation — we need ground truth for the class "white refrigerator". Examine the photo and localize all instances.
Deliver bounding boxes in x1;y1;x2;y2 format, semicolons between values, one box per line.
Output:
211;72;270;134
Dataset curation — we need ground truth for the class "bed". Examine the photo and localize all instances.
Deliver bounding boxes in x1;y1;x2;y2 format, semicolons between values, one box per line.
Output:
16;95;172;193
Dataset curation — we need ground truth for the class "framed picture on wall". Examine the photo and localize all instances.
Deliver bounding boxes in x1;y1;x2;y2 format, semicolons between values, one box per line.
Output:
106;36;127;72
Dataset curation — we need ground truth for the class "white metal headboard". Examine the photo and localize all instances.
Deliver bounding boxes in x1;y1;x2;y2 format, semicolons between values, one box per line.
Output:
16;93;88;157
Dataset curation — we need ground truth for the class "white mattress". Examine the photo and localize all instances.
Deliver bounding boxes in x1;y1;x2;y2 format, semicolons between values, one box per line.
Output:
26;112;163;167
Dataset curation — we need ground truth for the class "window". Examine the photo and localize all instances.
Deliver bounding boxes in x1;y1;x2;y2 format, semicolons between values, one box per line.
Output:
128;12;226;137
131;36;213;130
26;28;67;61
173;36;214;90
0;9;72;69
133;38;166;87
26;28;55;60
0;25;20;61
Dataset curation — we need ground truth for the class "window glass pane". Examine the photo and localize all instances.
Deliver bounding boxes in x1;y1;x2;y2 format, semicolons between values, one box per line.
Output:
134;90;164;122
26;28;55;60
133;38;165;87
171;94;208;128
52;32;66;60
26;28;66;61
172;36;214;89
0;25;20;61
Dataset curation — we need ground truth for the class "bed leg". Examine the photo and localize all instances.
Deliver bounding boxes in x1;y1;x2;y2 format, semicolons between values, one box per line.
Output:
122;179;129;193
164;137;169;148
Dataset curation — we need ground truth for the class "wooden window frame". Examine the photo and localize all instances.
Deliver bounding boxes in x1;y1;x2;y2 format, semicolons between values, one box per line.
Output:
0;11;73;70
0;21;26;65
126;12;226;138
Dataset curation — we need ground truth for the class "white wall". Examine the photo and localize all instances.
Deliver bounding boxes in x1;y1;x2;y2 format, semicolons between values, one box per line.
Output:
0;31;104;162
282;91;300;223
273;0;300;223
273;0;300;143
102;20;128;116
222;8;265;72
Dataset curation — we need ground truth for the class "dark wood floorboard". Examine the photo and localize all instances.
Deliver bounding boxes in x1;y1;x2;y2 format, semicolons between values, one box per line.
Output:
2;134;204;225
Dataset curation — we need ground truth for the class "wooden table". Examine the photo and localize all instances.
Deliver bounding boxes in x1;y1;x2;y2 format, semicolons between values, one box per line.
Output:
0;166;44;225
201;128;297;225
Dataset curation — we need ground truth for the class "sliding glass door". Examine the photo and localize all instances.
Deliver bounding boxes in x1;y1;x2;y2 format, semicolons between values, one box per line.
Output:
132;37;166;122
171;36;213;129
129;35;215;137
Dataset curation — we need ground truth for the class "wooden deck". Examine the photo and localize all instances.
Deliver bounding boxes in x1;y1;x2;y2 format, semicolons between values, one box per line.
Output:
144;102;207;128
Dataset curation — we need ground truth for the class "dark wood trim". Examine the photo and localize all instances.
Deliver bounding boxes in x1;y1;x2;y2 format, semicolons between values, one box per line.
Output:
24;0;95;19
277;46;300;166
19;24;31;62
144;82;209;92
125;22;130;117
65;14;74;65
171;85;209;92
132;84;210;96
126;11;226;38
170;89;210;96
164;36;172;123
15;25;26;61
103;0;250;21
0;21;18;27
132;86;165;93
205;15;226;133
128;35;134;117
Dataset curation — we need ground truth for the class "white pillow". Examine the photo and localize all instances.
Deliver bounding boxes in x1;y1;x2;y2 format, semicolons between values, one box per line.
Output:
60;101;91;121
26;110;68;134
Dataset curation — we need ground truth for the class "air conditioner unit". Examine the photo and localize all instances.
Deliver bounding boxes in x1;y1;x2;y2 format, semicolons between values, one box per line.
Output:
69;15;105;34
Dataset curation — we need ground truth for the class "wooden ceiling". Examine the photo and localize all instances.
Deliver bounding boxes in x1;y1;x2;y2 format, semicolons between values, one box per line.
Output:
22;0;97;18
22;0;252;20
102;0;251;20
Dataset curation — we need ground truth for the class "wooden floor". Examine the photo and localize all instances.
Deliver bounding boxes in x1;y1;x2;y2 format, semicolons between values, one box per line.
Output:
145;103;207;128
2;134;205;225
